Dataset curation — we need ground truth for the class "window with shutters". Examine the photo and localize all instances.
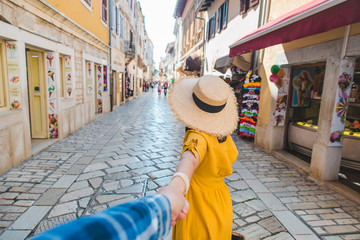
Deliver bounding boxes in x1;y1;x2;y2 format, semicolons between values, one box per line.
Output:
116;6;119;35
217;0;228;32
207;13;216;41
120;14;124;38
101;0;107;24
81;0;92;11
240;0;259;15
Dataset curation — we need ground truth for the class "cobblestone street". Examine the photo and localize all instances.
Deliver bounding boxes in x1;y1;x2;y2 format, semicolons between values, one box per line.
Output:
0;90;359;240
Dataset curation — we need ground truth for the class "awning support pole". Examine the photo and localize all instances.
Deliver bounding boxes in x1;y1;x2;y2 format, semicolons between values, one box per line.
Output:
341;25;351;59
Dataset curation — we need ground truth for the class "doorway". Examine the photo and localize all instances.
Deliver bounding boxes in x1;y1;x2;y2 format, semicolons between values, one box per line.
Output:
26;50;47;139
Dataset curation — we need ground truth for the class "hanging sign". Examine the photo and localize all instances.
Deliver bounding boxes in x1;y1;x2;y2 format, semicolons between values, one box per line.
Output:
46;52;58;139
329;58;355;146
6;41;22;110
274;65;291;127
86;61;93;94
64;56;73;98
96;64;103;113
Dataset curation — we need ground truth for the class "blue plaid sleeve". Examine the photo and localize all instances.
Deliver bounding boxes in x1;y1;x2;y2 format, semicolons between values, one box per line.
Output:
29;194;172;240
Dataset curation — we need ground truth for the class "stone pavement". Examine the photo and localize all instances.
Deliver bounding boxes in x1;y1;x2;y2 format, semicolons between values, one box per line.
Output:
0;89;359;240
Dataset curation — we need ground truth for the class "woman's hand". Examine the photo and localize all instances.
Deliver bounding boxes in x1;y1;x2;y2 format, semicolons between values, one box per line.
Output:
158;185;189;226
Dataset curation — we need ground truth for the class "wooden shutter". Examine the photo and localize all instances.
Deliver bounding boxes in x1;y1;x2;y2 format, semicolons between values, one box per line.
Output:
240;0;246;14
211;13;216;38
116;6;119;34
249;0;259;8
207;20;211;41
222;0;228;29
217;5;222;32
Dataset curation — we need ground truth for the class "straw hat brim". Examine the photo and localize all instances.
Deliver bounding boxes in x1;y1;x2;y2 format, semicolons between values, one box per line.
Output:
168;77;239;138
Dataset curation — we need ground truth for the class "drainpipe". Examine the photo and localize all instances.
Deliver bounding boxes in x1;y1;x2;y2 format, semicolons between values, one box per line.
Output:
195;0;206;76
109;0;114;112
253;0;270;74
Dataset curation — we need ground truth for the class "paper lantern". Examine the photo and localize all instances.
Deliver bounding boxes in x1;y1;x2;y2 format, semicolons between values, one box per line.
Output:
270;73;278;83
271;65;280;74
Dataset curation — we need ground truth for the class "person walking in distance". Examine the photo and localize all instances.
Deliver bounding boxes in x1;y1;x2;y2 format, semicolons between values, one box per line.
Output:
158;82;162;95
164;81;169;96
168;75;245;239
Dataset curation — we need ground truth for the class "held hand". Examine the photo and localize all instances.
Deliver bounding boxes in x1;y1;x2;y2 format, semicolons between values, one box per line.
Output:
158;185;189;226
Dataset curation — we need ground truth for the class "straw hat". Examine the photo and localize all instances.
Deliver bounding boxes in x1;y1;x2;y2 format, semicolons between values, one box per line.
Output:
168;75;239;138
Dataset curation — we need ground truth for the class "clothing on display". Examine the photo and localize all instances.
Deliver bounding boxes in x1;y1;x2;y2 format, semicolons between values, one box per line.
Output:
239;72;261;139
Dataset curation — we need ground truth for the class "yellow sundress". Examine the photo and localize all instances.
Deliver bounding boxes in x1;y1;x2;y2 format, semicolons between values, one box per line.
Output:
172;130;239;240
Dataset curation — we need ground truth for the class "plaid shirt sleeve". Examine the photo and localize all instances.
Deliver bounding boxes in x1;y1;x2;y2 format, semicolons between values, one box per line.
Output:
30;194;172;240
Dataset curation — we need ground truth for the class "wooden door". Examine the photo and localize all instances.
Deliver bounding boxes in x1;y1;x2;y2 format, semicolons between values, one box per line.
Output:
26;50;47;138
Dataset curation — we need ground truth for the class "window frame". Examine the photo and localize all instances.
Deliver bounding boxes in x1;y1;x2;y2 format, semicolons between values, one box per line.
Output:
81;0;92;11
116;5;119;35
207;13;216;41
120;13;124;38
0;41;8;110
101;0;108;25
240;0;258;15
59;55;66;98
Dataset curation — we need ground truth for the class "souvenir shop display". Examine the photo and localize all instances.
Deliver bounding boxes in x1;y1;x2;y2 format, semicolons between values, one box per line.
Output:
125;73;130;99
239;71;261;139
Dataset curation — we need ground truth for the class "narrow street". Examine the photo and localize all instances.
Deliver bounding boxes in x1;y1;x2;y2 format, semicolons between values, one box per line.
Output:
0;90;359;240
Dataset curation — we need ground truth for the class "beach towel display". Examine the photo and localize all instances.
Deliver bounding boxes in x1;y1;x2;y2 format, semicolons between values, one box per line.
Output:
239;72;261;139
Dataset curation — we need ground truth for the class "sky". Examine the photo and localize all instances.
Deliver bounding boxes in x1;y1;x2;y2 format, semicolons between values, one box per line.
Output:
138;0;177;68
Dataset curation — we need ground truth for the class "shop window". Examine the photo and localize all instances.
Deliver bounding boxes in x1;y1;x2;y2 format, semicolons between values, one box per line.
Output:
59;55;66;98
288;63;326;126
101;0;107;24
0;41;7;109
207;13;216;41
346;59;360;135
217;0;228;32
240;0;259;15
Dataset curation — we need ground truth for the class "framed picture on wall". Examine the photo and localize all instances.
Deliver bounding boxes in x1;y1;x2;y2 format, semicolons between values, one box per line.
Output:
291;67;316;107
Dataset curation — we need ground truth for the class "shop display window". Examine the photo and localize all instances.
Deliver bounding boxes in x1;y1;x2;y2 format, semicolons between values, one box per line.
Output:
288;63;326;126
345;59;360;136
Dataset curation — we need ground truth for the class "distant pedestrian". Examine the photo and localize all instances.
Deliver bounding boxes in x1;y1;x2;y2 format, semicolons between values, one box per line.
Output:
158;83;162;95
164;81;168;96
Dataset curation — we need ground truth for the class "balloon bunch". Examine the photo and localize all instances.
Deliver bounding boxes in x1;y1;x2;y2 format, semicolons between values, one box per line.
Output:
270;65;286;88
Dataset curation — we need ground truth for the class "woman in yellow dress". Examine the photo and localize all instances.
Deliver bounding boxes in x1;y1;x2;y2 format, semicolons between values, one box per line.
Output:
167;75;241;239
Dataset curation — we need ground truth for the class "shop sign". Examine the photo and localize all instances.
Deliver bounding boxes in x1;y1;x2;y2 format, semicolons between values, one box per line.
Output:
103;65;108;92
96;64;103;113
86;61;93;94
6;41;22;110
274;65;291;127
46;52;58;139
329;58;355;146
64;56;73;98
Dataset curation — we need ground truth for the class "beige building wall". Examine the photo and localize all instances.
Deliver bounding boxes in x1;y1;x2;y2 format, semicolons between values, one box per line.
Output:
0;0;109;174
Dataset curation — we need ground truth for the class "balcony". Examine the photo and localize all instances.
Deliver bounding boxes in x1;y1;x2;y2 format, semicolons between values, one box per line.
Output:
125;41;135;63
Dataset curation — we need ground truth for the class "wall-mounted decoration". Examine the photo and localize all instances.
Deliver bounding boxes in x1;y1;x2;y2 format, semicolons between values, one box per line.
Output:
96;64;103;113
87;61;93;94
274;65;291;127
329;58;355;146
291;67;315;107
46;52;58;138
64;56;73;98
6;41;22;110
103;65;108;92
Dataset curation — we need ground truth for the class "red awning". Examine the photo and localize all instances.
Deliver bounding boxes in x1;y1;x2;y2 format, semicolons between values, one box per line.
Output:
229;0;360;57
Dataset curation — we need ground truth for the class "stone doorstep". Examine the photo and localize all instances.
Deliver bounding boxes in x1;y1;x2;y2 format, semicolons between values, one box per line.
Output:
272;150;360;205
324;180;360;205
